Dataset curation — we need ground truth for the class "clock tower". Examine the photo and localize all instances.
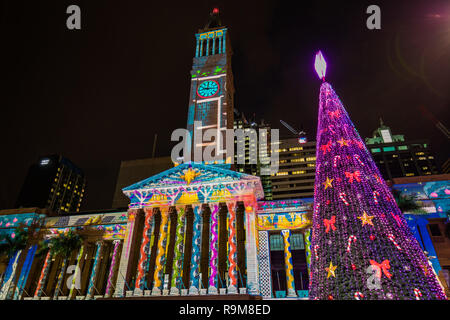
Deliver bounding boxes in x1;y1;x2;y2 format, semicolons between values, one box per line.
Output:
186;8;235;164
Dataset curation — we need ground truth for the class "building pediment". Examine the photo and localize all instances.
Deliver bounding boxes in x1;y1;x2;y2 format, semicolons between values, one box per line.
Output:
122;163;264;208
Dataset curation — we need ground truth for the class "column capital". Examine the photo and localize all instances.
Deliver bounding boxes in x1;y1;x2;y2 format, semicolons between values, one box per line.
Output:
226;201;237;211
112;239;121;245
95;240;104;247
159;206;170;216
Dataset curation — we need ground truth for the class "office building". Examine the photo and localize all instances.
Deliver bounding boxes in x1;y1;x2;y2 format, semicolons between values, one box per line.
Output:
270;138;316;199
15;155;85;214
365;119;440;180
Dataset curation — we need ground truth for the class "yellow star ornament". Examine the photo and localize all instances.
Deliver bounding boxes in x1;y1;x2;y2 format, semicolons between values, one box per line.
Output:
358;211;375;226
337;138;349;147
326;261;337;279
323;177;334;189
180;167;201;185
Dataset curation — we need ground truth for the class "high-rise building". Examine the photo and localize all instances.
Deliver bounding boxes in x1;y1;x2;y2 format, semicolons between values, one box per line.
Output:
15;155;85;214
270;138;316;199
233;109;273;199
186;9;234;164
365;118;440;180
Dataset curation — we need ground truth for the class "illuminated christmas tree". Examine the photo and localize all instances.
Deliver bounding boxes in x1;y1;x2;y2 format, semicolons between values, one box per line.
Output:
308;51;447;300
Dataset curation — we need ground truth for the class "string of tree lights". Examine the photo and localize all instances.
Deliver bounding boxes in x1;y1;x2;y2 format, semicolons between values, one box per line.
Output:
308;52;447;300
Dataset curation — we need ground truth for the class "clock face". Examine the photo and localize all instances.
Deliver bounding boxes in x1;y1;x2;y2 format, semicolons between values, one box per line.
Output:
197;80;219;98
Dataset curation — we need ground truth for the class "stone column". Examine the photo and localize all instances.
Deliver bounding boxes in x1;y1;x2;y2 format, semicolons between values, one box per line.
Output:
114;210;139;297
211;36;215;55
206;39;210;56
257;230;272;299
152;207;170;296
304;229;312;276
189;205;202;295
86;241;104;299
208;203;219;294
53;256;68;300
105;240;121;298
170;206;186;295
68;245;85;299
199;40;204;57
222;31;226;54
134;208;155;295
33;249;53;299
226;202;238;294
195;36;200;57
0;250;22;300
244;201;260;295
281;229;297;297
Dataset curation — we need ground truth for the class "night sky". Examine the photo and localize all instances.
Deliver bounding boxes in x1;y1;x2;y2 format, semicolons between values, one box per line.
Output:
1;0;449;212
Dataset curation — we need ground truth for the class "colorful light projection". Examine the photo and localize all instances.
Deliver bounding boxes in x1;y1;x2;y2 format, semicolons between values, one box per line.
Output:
309;51;446;300
257;212;311;230
123;163;264;208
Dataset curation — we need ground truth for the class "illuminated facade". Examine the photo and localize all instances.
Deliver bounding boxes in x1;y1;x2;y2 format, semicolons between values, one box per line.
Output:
1;10;448;302
186;10;234;163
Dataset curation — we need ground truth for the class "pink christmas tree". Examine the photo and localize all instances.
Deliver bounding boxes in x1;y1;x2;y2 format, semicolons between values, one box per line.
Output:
308;51;447;300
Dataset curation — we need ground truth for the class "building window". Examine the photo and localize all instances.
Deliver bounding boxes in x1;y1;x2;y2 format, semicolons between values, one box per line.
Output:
383;146;396;152
398;146;408;150
371;148;381;153
429;224;442;237
269;234;284;251
291;233;305;250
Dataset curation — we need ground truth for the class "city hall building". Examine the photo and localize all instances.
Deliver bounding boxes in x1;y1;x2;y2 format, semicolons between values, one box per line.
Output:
0;10;448;301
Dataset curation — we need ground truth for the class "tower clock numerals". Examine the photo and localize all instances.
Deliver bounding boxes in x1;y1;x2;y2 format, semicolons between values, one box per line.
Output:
197;80;219;98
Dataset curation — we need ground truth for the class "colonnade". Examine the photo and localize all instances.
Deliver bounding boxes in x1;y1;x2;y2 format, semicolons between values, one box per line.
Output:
116;200;259;297
31;239;123;300
195;30;226;57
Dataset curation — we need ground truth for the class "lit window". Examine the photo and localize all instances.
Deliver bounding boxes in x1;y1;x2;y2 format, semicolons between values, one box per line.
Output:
306;157;316;161
292;170;306;175
276;172;288;176
406;173;415;177
289;147;303;151
291;158;305;163
383;146;395;152
398;146;408;150
371;148;381;153
416;152;425;156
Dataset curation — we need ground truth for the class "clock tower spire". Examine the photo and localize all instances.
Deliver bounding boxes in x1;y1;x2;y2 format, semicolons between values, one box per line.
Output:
185;8;235;165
